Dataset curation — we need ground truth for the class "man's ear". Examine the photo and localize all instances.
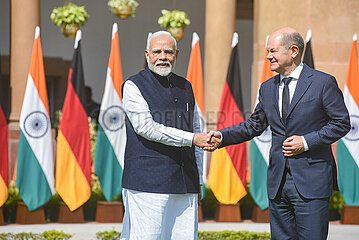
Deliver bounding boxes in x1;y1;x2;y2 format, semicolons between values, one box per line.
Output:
290;45;299;58
144;50;149;62
175;49;179;58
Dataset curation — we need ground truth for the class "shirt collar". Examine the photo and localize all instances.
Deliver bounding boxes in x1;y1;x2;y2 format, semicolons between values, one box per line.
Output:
280;62;304;81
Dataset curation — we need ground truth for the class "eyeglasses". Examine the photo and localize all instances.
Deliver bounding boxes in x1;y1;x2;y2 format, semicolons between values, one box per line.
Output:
150;49;175;57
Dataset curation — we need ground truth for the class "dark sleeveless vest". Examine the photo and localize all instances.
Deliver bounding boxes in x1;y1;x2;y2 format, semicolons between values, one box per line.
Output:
121;68;199;194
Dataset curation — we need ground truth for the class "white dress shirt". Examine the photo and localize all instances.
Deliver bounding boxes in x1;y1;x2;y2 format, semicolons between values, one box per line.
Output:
279;62;309;151
123;80;204;184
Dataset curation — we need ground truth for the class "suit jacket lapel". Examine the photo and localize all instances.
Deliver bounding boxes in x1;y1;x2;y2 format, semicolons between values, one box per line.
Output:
287;64;313;118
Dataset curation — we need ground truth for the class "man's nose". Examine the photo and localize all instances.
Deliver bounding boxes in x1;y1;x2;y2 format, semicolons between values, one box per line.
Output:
266;52;272;60
159;51;167;59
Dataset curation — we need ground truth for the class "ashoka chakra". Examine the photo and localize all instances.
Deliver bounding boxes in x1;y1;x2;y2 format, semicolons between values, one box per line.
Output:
23;111;49;138
344;115;359;141
102;105;125;132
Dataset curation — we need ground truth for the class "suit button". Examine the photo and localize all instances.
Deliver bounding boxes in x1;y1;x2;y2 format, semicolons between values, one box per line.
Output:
174;98;178;103
178;115;181;118
180;162;184;167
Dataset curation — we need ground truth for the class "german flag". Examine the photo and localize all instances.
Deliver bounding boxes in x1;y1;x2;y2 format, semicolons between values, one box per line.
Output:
56;30;91;211
0;51;8;206
208;33;247;204
0;105;7;207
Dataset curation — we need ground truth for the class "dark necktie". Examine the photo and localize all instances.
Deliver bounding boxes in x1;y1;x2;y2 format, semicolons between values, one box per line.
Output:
282;77;292;125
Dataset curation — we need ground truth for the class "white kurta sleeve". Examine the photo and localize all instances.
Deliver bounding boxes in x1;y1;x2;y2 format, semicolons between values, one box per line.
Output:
193;103;204;185
122;80;194;147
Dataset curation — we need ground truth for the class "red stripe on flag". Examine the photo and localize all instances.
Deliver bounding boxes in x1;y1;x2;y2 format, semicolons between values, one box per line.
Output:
217;81;247;185
0;106;8;187
217;81;245;129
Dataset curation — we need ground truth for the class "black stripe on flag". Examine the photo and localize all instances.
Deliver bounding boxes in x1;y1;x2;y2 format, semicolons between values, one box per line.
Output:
70;41;86;107
226;44;244;112
303;39;315;69
0;53;9;120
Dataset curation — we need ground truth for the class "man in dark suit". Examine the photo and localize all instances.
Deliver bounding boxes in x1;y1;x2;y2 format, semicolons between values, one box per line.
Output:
206;27;350;239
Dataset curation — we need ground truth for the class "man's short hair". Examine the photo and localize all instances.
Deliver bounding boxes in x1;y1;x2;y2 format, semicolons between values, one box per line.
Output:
146;31;177;51
280;32;305;56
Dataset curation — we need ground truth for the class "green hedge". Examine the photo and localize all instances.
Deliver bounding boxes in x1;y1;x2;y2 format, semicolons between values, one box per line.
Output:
0;230;72;240
96;230;270;240
199;231;270;240
96;229;121;240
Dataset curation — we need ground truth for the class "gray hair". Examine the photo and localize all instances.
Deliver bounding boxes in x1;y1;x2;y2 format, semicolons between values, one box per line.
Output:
280;32;305;56
146;31;177;51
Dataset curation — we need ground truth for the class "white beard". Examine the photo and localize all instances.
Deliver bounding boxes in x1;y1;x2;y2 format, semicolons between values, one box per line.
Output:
148;59;176;77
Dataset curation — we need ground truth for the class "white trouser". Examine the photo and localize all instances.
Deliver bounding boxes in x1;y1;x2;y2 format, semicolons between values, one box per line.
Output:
120;188;198;240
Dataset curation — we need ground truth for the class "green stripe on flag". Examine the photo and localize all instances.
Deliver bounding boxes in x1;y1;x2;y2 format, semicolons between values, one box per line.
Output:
249;140;269;210
337;139;359;205
17;131;52;211
95;124;123;201
201;185;205;200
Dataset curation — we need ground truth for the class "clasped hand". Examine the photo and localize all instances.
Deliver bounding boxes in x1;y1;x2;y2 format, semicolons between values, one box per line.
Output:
193;131;222;152
194;132;305;155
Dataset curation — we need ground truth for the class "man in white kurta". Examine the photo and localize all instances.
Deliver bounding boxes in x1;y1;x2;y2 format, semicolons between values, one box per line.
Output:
120;31;212;240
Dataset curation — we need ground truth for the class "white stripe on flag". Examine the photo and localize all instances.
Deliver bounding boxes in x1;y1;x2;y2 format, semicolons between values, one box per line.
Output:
252;84;271;165
98;68;126;167
342;86;359;168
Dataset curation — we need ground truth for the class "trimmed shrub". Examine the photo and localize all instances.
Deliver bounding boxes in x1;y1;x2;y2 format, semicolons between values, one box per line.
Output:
0;230;72;240
96;228;121;240
199;230;271;240
95;230;271;240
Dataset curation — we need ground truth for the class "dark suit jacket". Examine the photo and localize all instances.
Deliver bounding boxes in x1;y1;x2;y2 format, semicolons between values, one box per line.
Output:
220;64;350;200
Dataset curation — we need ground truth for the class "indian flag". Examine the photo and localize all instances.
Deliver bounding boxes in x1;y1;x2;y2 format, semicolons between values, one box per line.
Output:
186;32;206;198
95;23;126;202
337;34;359;205
249;36;273;210
17;26;55;211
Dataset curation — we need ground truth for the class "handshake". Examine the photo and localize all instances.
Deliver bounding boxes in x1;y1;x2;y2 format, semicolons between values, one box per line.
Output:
193;131;222;152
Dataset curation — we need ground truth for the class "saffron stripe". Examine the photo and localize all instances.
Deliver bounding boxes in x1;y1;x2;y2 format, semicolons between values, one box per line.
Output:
108;25;123;98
